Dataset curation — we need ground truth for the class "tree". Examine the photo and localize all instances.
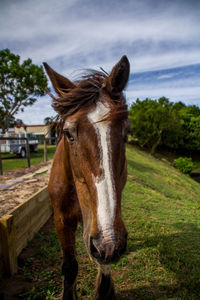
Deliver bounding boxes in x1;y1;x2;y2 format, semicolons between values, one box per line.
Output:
129;98;200;154
0;49;48;132
129;97;181;154
44;116;57;144
177;105;200;152
189;116;200;150
44;116;55;125
9;117;24;128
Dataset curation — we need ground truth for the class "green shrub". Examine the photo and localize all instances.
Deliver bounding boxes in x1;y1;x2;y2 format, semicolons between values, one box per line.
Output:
174;157;194;174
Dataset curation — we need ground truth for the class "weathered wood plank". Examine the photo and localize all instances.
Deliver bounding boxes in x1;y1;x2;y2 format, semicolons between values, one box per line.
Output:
0;215;17;275
15;203;51;240
10;187;48;224
15;205;52;255
14;190;50;235
0;186;51;276
16;207;52;256
44;138;47;162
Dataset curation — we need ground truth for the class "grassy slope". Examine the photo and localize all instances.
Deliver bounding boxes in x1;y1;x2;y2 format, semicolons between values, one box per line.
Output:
1;145;56;171
16;144;200;299
116;144;200;299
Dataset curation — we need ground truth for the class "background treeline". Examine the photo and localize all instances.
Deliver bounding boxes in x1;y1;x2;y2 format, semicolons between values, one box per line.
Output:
129;97;200;155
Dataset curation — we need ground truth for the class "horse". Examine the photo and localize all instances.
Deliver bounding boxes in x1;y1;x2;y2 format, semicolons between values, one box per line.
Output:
43;55;130;300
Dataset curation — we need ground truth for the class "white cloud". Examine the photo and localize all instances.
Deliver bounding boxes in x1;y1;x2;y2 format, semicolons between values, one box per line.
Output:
126;86;200;106
0;0;199;73
16;96;56;125
157;73;179;80
127;68;200;106
0;0;199;123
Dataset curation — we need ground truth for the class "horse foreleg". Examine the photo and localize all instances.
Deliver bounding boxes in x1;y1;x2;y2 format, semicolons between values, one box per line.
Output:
94;266;116;300
62;252;78;300
54;212;78;300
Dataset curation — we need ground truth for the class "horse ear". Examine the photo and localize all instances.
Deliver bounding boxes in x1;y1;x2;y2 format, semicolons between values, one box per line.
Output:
106;55;130;97
43;62;76;96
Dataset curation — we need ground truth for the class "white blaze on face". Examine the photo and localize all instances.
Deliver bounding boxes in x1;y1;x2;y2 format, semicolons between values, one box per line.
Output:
88;101;116;242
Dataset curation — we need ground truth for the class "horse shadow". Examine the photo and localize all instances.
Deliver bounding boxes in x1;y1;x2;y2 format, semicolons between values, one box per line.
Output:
116;222;200;299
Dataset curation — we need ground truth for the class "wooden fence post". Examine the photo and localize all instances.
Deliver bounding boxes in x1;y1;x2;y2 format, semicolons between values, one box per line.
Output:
0;215;17;275
44;138;47;162
0;146;3;175
25;138;31;168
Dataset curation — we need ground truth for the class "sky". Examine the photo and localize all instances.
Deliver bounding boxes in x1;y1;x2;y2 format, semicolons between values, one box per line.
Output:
0;0;200;124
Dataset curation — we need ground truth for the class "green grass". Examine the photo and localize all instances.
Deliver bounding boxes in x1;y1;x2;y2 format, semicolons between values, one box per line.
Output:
1;145;56;171
116;144;200;299
11;144;200;299
19;228;62;299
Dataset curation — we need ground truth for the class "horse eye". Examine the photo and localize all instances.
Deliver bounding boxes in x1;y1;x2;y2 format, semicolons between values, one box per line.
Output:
64;130;74;142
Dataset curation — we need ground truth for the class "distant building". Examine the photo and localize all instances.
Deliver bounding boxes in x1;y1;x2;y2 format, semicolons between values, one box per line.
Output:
14;125;50;138
14;125;51;143
1;124;57;144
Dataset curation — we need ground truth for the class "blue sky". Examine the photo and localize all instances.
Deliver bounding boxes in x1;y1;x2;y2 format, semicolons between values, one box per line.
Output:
0;0;200;124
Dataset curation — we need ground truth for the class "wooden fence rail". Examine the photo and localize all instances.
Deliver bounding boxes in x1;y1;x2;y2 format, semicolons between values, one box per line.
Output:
0;186;52;276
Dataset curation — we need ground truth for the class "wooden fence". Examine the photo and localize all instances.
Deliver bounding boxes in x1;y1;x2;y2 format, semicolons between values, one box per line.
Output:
0;186;52;276
0;137;58;175
0;137;31;175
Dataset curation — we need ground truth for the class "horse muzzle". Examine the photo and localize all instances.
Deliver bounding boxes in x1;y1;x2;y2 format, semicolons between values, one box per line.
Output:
89;233;127;264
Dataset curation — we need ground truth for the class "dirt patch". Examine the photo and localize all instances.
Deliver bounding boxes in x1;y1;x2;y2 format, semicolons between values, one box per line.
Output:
0;161;52;217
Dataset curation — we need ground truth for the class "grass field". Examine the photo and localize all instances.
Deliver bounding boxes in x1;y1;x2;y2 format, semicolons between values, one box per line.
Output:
4;144;200;299
1;145;56;171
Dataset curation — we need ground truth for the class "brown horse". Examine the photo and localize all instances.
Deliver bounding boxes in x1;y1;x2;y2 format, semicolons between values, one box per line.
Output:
43;55;130;300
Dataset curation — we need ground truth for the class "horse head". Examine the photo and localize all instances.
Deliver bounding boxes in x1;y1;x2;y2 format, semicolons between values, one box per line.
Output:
44;56;130;266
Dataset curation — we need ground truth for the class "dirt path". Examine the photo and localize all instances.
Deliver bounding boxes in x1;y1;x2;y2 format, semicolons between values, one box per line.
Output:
0;161;52;217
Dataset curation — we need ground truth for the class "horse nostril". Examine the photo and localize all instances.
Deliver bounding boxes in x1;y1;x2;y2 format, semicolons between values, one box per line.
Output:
90;236;119;263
